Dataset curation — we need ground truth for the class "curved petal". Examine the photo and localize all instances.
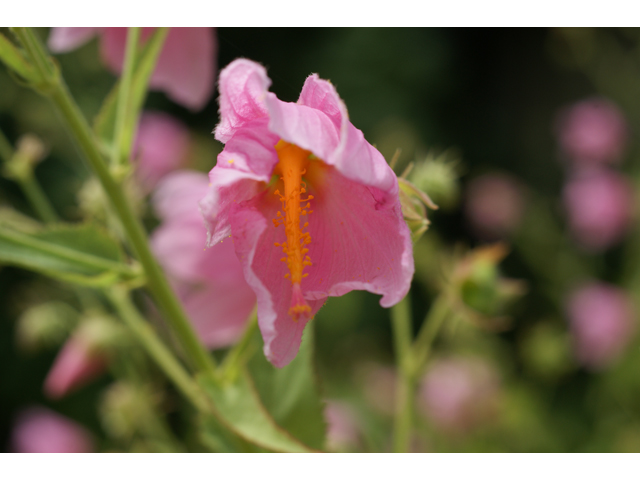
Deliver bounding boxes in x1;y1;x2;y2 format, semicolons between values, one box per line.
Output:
265;93;340;161
228;193;324;367
149;27;216;111
200;119;279;245
180;274;256;349
215;59;271;143
301;165;413;307
297;74;344;131
153;170;210;222
134;112;190;190
48;27;101;53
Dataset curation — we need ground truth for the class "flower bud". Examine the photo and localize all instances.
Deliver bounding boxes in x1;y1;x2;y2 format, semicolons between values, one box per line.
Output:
15;301;78;351
408;150;461;210
44;313;123;399
2;134;47;182
11;406;94;453
398;176;438;243
566;282;635;369
99;382;158;441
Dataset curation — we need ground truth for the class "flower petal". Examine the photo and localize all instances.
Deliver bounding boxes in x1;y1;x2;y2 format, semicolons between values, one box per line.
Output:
228;195;324;367
201;119;279;245
48;27;101;53
301;166;413;307
153;170;210;222
215;59;271;143
149;27;216;111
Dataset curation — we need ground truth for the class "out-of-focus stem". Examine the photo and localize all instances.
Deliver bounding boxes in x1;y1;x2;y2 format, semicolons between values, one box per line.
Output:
391;294;414;453
111;27;139;169
11;27;216;375
412;293;449;374
106;287;209;413
220;308;258;376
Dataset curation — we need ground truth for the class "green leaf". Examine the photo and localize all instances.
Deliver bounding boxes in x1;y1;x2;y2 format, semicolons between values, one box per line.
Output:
248;328;327;450
0;222;139;286
197;369;320;453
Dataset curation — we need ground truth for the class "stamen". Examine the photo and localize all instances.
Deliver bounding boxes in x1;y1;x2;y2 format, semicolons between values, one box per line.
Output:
272;140;315;321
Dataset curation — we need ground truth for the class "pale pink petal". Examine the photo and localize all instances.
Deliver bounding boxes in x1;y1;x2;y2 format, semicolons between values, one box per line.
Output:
200;120;279;245
134;112;190;191
215;59;271;143
43;336;106;399
149;27;216;111
12;407;94;453
228;198;324;367
99;27;128;73
153;170;211;222
180;276;257;349
267;74;398;195
301;167;413;308
48;27;101;53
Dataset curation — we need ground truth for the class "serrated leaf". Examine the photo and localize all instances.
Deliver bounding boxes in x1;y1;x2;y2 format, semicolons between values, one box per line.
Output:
197;370;319;453
248;328;327;450
0;222;137;286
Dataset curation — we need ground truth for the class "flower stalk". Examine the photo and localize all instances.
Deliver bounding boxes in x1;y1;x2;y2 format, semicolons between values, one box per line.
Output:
9;27;216;375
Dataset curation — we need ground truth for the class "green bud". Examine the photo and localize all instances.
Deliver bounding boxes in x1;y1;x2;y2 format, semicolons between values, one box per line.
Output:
408;149;461;210
15;301;78;351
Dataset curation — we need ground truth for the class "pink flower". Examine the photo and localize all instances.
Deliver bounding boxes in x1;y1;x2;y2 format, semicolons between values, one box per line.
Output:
464;173;525;240
563;170;634;251
43;326;107;399
556;98;628;169
133;111;190;191
11;407;94;453
200;59;413;367
48;28;217;111
151;170;256;348
324;401;360;452
566;282;635;369
418;357;500;432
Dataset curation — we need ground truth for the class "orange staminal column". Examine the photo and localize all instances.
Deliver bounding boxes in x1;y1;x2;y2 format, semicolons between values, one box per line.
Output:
272;140;314;321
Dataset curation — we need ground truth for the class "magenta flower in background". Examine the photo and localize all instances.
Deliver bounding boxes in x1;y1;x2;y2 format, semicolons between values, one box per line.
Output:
11;407;94;453
133;111;190;191
566;282;635;369
200;59;413;367
48;28;217;111
556;98;628;169
464;173;525;240
43;331;106;400
151;170;256;348
418;357;500;432
563;170;634;251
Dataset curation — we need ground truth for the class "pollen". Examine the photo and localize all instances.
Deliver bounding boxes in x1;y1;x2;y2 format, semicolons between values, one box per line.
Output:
272;140;314;320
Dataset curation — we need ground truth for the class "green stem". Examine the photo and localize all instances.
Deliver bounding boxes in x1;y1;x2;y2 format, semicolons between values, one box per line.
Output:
16;173;59;223
390;294;414;453
111;27;139;169
411;293;450;374
220;308;258;376
106;287;209;413
12;27;216;375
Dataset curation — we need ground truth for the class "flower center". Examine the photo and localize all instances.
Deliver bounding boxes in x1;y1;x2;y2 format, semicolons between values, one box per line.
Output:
272;140;314;321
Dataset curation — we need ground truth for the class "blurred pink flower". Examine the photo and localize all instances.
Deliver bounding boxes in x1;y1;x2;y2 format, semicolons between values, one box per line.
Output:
151;170;256;349
325;401;360;452
133;111;190;191
567;282;635;369
464;173;525;240
43;326;107;399
48;27;217;111
418;357;500;432
563;170;634;251
200;59;413;367
11;407;94;453
556;98;628;169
